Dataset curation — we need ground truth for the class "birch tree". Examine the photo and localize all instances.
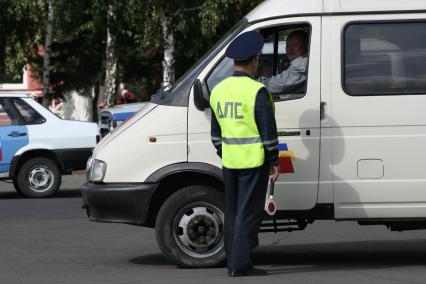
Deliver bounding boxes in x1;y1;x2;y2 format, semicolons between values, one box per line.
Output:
103;2;118;108
140;0;262;89
161;14;174;89
42;0;54;107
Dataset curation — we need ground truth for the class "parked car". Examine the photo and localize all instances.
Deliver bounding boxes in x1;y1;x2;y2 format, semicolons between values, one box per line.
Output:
83;0;426;268
98;102;145;137
0;93;98;198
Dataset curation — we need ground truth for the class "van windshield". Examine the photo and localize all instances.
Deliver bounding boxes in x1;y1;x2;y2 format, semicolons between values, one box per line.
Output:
151;18;248;107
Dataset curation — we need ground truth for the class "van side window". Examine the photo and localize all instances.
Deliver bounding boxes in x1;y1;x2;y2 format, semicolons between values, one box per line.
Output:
0;102;12;126
206;25;310;102
344;22;426;96
13;99;45;125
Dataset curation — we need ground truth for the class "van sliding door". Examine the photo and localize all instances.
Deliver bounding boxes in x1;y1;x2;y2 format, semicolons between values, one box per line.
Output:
330;15;426;219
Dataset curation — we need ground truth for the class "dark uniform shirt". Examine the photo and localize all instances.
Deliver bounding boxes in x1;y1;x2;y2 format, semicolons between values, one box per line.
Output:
211;71;279;167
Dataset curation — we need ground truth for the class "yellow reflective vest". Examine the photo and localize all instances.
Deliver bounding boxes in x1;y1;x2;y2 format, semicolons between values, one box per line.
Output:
210;76;273;169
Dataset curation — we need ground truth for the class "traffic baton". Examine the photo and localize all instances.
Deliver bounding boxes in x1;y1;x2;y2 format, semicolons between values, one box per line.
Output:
264;179;277;216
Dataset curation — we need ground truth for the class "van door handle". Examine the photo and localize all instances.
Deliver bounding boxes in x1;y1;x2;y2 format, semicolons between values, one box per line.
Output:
278;131;301;136
320;101;327;120
8;131;27;137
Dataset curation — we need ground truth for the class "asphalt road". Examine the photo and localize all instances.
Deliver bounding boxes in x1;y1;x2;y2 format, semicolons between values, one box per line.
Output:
1;175;426;284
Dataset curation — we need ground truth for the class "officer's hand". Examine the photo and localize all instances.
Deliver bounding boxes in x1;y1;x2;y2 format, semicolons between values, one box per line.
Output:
269;165;280;182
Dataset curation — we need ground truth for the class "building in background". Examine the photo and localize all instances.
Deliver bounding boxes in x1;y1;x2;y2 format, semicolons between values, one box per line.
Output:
0;65;64;117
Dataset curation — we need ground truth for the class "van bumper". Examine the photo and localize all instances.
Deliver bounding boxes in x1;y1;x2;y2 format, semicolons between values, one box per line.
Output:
81;182;157;226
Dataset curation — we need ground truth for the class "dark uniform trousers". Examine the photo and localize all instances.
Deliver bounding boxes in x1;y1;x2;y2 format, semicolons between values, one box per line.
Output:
223;163;269;271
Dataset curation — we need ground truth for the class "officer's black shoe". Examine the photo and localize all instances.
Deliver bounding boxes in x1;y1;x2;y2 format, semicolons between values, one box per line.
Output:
228;267;267;277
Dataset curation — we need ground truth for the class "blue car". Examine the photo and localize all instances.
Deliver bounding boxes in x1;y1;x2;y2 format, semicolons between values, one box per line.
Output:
0;93;98;197
98;102;146;137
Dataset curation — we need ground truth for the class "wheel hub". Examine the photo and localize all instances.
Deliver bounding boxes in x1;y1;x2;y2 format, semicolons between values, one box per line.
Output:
187;215;217;247
28;167;54;191
175;205;224;258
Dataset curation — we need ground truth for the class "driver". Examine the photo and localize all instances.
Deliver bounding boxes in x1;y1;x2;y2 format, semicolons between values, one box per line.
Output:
259;30;308;95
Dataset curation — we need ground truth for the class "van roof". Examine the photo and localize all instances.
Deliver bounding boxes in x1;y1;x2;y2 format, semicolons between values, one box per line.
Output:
247;0;426;23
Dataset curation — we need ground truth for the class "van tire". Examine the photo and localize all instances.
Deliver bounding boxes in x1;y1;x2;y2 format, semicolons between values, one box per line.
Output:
155;186;225;268
17;157;61;198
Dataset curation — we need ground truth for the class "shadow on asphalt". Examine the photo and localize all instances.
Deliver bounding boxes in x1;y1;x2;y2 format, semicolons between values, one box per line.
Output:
130;254;172;266
253;239;426;274
0;189;81;199
130;239;426;273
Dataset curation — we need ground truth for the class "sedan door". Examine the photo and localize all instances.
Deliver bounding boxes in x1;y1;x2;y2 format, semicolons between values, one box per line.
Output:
0;98;29;176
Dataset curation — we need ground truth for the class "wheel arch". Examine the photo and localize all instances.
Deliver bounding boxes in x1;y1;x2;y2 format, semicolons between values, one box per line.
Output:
144;162;224;228
10;149;62;178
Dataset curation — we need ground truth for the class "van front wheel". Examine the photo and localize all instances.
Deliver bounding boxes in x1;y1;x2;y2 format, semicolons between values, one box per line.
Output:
155;186;225;268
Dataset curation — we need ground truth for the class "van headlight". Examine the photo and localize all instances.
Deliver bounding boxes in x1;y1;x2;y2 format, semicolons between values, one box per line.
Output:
86;158;107;182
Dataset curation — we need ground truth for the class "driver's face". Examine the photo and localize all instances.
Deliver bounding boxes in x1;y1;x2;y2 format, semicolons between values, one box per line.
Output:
286;35;305;61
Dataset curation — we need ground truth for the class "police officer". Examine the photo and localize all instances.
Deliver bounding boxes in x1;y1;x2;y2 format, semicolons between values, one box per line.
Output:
210;31;280;277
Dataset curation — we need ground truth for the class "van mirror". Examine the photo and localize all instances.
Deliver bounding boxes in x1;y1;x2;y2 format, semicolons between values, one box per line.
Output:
193;79;210;111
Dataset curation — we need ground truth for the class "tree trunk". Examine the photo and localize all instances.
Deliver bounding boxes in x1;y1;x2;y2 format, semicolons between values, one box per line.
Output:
104;3;118;108
161;14;175;90
92;83;100;123
42;0;54;107
63;88;93;122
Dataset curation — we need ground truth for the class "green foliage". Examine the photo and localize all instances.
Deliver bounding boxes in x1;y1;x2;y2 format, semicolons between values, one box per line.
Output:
46;0;106;96
171;0;263;81
0;0;45;82
0;0;263;98
132;0;263;85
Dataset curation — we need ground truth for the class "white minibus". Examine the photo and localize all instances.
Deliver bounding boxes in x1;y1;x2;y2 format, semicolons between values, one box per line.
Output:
83;0;426;267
